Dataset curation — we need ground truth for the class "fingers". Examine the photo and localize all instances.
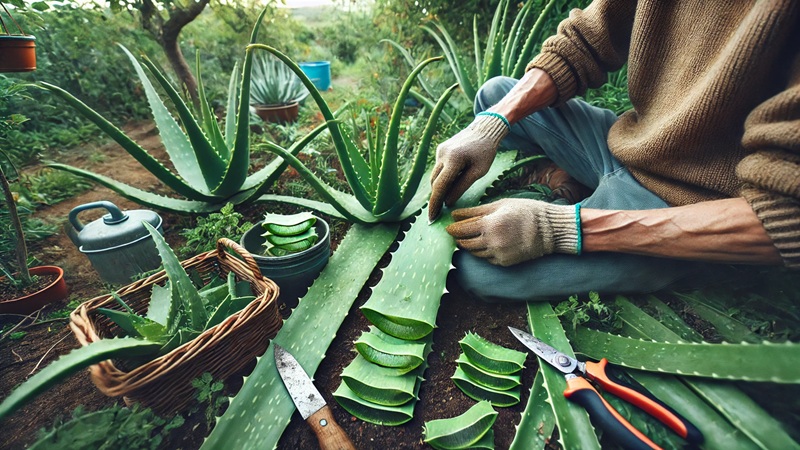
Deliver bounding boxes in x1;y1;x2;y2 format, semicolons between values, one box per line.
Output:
446;216;484;240
450;202;501;222
429;159;463;222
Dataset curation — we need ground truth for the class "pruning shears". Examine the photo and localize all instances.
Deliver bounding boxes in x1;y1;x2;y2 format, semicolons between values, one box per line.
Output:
509;326;703;450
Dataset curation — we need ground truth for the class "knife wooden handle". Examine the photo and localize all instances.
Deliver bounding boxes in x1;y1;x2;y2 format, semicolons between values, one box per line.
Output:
307;405;356;450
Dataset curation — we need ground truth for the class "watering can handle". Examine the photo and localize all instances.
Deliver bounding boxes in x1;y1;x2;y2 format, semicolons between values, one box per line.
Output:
68;201;127;231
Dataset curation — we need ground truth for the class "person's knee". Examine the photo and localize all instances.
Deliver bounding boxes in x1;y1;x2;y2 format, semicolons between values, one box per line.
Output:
474;76;517;114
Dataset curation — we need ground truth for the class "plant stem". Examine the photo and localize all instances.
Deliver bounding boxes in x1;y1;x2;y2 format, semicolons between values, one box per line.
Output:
0;166;30;284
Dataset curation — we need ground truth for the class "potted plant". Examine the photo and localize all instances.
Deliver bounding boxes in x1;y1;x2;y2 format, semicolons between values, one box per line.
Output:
0;2;36;73
240;212;330;311
0;81;66;314
249;53;309;124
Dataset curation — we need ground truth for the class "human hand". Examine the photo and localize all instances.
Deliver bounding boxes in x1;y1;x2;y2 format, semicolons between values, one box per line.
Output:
428;113;510;221
446;198;581;266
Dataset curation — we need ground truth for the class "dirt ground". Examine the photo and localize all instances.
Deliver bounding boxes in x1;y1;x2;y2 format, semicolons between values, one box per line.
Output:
0;122;540;450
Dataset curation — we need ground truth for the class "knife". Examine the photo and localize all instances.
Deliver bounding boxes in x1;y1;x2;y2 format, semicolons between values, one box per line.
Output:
274;344;356;450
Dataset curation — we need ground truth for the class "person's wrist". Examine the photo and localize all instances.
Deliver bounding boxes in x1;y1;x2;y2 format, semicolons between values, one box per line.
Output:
470;113;510;145
546;203;581;255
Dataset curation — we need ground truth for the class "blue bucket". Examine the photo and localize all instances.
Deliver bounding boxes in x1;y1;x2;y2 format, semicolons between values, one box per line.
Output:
299;61;331;91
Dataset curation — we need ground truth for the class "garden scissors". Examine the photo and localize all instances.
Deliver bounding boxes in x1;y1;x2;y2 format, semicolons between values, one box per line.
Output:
509;326;703;450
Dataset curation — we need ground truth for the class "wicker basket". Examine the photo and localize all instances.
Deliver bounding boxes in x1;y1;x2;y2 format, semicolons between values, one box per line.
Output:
69;238;281;414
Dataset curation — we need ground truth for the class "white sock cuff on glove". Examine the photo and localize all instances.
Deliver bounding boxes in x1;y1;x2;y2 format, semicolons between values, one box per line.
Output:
545;203;581;255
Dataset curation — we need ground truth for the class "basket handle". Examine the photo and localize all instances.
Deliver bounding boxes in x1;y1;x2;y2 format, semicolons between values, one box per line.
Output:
216;238;262;280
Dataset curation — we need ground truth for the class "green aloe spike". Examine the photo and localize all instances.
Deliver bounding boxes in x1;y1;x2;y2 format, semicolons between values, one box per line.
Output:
456;355;522;391
458;332;526;375
354;326;426;372
451;367;521;407
423;400;498;450
570;327;800;383
527;302;602;450
0;338;161;421
509;370;555;450
340;354;424;406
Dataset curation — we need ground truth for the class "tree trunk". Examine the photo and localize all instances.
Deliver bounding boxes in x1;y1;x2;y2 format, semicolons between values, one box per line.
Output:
0;167;30;284
162;35;200;108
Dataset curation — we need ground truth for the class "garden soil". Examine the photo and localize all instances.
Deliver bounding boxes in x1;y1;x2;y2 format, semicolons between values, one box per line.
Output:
0;122;545;449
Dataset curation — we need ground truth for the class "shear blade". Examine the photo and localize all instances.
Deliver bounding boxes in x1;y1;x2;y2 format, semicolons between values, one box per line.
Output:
508;326;579;375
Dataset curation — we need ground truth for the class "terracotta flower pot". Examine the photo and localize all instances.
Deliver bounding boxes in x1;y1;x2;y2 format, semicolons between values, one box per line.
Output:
0;266;68;314
253;102;299;124
0;35;36;73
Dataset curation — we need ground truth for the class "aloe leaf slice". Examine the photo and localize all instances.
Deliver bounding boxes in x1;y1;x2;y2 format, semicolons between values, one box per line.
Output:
264;228;318;246
333;381;418;426
468;428;495;450
262;212;316;235
202;223;399;449
456;355;521;391
423;400;498;450
509;370;555;450
452;367;521;407
340;354;423;407
459;332;526;375
570;327;800;383
527;302;602;450
354;326;426;372
0;338;161;420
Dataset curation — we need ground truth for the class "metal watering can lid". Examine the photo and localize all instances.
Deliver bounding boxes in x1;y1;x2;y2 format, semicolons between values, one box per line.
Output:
68;201;162;251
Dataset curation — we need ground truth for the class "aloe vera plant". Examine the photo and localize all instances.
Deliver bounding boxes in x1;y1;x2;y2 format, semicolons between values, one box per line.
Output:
423;400;498;450
40;10;327;214
250;44;458;224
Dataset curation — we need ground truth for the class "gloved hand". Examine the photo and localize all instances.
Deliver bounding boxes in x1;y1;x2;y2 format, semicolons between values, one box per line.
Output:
446;198;582;266
429;113;510;221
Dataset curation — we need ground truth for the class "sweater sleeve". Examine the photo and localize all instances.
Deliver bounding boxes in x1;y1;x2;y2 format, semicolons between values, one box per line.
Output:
738;53;800;269
526;0;636;105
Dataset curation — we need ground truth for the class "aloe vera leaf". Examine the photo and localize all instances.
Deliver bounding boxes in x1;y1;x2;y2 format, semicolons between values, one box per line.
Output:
380;39;437;99
456;355;522;391
159;328;200;357
264;228;318;247
196;56;228;162
481;0;506;84
0;337;161;420
473;15;482;85
257;194;349;221
503;0;533;75
354;326;426;371
641;295;704;342
224;62;238;155
131;50;226;192
198;283;229;310
615;296;797;449
202;223;399;449
361;151;518;339
143;222;207;331
673;291;760;343
452;366;521;407
262;212;316;235
459;332;526;375
423;400;498;449
509;370;555;450
408;88;454;123
512;0;559;79
248;44;373;211
145;283;171;325
131;318;168;343
373;56;443;217
468;428;495;449
259;143;376;224
399;83;459;209
96;307;142;337
42;164;222;213
333;380;418;426
423;23;477;101
205;296;256;330
571;327;800;383
39;86;219;203
340;354;422;406
527;302;602;450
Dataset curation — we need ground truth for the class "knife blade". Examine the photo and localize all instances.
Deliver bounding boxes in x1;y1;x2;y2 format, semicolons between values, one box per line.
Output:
274;344;356;450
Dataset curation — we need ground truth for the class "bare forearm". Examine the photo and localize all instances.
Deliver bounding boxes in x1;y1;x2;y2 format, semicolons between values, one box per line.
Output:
488;69;557;124
581;198;783;264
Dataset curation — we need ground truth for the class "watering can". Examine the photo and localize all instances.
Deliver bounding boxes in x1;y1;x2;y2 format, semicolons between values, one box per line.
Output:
66;201;163;284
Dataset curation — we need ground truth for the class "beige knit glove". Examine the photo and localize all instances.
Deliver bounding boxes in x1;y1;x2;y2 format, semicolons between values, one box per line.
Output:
446;198;582;266
429;113;510;221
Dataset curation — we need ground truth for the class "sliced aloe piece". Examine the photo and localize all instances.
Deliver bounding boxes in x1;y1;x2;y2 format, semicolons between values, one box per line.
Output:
456;355;521;391
333;381;419;426
262;212;317;235
263;228;318;246
354;326;426;372
340;354;423;407
459;332;526;375
452;367;521;407
423;400;497;450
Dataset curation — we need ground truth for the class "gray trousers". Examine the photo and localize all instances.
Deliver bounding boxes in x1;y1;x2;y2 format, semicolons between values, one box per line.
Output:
453;76;721;302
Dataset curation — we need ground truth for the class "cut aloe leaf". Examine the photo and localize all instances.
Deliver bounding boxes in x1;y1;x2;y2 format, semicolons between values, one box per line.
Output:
333;380;419;426
452;367;521;407
262;212;317;235
456;354;521;391
263;228;318;247
423;400;497;450
509;370;555;450
459;332;526;375
340;354;423;407
354;326;426;372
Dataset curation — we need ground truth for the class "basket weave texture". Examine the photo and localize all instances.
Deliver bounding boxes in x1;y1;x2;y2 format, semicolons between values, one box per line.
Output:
69;238;281;414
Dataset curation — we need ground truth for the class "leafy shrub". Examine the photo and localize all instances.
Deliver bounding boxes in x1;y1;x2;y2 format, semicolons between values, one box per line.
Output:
179;203;253;256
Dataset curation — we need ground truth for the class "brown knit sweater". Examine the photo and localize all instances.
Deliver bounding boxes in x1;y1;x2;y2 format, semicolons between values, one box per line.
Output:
527;0;800;268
